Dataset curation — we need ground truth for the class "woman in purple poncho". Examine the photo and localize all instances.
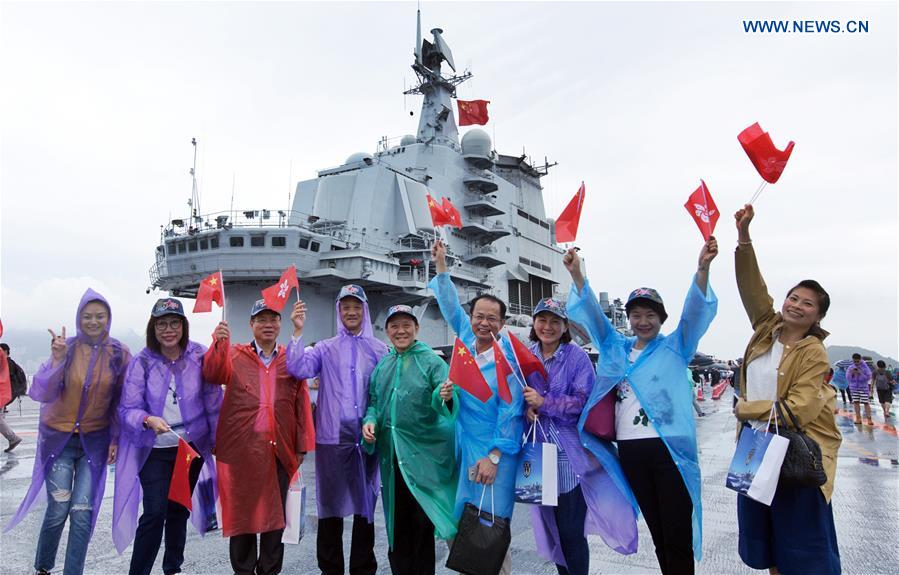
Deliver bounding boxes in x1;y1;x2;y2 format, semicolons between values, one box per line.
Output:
521;298;638;575
4;289;131;575
112;298;222;575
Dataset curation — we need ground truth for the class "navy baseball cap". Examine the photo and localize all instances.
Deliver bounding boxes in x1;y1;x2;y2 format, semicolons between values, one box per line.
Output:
337;284;367;303
151;298;186;318
385;304;418;326
250;299;280;318
532;298;567;320
625;287;668;322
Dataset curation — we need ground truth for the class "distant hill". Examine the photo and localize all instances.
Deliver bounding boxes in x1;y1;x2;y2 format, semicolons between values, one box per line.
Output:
827;345;898;367
1;328;145;377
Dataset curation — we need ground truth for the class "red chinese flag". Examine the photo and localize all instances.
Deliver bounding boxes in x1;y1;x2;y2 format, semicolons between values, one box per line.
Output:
193;272;224;313
448;337;493;403
457;99;490;126
683;180;719;241
491;339;514;404
508;333;548;389
261;265;300;312
441;197;463;229
555;182;585;243
738;122;795;184
427;194;452;227
168;438;200;510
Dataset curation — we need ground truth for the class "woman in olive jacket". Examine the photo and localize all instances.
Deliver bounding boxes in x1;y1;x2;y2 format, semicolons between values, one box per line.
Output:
732;204;842;575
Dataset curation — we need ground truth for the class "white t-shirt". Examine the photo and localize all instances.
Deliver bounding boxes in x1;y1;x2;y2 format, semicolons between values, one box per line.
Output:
745;340;784;430
615;348;660;440
154;371;184;448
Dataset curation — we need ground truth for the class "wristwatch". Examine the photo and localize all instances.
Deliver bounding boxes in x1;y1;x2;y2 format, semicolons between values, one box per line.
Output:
488;452;501;465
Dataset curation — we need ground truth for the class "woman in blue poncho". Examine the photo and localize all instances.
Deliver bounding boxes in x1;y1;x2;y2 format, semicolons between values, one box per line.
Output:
564;237;718;575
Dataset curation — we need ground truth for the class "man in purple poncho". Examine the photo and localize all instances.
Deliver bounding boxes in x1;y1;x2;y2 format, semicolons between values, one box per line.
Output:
286;284;388;575
4;288;131;575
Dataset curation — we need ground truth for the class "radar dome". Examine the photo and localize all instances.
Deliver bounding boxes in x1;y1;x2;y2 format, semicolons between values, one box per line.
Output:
345;152;373;164
461;129;492;156
400;135;417;146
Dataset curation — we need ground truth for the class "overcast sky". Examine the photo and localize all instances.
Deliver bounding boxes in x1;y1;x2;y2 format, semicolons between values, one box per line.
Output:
1;1;896;361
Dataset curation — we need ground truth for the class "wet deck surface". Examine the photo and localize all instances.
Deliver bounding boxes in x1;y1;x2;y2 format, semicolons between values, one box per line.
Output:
2;389;897;574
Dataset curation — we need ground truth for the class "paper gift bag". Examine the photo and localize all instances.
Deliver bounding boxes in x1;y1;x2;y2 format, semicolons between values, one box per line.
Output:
281;470;307;544
725;422;788;506
514;421;558;506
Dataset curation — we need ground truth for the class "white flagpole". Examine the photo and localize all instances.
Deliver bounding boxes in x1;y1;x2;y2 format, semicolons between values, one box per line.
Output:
699;180;712;239
748;181;767;205
219;269;226;323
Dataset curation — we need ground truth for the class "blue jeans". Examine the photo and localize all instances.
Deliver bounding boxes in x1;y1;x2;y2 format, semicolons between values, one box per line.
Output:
35;435;95;575
553;485;589;575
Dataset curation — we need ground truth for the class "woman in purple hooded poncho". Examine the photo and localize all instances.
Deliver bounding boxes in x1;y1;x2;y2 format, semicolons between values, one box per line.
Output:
112;298;222;575
4;289;131;575
286;284;388;575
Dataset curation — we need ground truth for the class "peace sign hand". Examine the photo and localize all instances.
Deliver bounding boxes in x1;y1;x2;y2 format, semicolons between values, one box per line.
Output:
48;327;67;363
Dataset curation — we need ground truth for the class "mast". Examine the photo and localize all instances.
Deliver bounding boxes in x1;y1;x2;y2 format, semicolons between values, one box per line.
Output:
189;137;201;227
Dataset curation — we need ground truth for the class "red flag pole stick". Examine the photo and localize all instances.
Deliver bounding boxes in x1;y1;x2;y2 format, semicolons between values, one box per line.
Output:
748;181;767;205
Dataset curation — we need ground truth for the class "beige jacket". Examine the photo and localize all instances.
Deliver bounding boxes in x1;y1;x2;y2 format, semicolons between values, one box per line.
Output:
734;243;842;502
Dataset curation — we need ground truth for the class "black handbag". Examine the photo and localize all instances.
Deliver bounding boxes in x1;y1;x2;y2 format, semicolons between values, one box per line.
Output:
445;486;511;575
775;401;827;488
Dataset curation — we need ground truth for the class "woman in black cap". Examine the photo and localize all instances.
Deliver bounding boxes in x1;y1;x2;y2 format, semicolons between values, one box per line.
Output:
112;298;222;575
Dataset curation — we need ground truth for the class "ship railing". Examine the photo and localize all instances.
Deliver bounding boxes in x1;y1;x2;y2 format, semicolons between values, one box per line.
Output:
162;209;318;238
465;166;495;180
463;191;497;204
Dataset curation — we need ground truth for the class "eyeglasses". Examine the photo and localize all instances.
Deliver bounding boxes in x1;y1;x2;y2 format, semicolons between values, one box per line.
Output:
155;318;183;331
472;313;502;324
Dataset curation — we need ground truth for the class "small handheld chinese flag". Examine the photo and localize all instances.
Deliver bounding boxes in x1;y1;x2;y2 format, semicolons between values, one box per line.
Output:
261;265;300;312
168;438;200;510
457;99;490;126
508;333;548;388
684;180;719;241
738;122;795;184
555;182;585;243
448;337;493;403
492;339;514;404
441;197;463;229
427;194;452;227
193;272;224;313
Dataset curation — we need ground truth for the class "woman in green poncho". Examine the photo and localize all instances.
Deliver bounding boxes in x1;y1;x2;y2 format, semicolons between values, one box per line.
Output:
362;304;459;575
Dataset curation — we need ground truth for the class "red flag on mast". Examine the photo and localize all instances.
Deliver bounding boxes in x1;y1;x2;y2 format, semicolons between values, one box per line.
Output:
457;99;490;126
492;339;514;404
555;182;585;243
193;272;224;313
448;337;493;403
738;122;795;184
261;265;300;312
168;438;200;510
683;180;719;241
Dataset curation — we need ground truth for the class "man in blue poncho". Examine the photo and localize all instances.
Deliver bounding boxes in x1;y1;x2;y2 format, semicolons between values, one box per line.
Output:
429;240;524;575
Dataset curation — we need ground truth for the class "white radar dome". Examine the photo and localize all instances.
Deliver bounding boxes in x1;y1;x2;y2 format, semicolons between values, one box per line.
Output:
461;129;492;156
400;135;417;146
345;152;373;164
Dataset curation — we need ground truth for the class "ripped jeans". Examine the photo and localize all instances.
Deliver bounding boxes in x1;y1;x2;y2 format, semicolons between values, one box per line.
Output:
35;435;95;575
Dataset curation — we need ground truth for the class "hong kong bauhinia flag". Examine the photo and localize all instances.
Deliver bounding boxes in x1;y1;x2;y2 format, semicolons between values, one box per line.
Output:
168;438;200;510
738;122;795;184
193;272;224;313
261;265;300;312
457;99;490;126
684;180;719;241
448;337;493;403
555;182;585;243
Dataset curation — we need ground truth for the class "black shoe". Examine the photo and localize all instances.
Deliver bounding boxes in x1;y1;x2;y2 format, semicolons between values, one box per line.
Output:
4;437;21;453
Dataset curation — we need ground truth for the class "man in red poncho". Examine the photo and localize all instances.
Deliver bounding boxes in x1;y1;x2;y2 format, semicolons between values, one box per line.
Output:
204;299;315;575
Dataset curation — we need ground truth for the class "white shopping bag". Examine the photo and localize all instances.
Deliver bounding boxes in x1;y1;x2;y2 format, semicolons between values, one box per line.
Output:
281;470;307;544
725;406;788;506
514;419;559;506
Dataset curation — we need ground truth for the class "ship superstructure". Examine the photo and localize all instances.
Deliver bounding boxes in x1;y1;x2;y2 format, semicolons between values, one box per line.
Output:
150;17;628;346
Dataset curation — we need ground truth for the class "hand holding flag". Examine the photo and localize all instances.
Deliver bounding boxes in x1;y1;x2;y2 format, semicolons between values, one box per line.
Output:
194;272;225;313
684;180;719;241
448;337;493;403
261;265;300;312
555;182;585;243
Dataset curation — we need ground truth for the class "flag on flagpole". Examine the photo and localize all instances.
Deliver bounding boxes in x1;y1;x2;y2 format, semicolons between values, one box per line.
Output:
684;180;719;241
555;182;585;243
193;272;224;313
261;265;300;312
457;99;490;126
492;339;514;403
738;122;795;184
427;194;452;227
508;334;548;389
448;337;493;403
168;438;200;510
441;197;463;229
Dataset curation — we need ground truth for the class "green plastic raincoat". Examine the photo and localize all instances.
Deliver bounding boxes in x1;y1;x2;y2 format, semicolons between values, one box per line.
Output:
363;340;458;547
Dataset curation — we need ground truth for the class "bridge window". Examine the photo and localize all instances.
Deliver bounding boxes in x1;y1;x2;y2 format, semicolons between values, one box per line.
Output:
310;241;321;252
230;236;245;247
250;235;265;247
299;237;310;249
271;236;286;247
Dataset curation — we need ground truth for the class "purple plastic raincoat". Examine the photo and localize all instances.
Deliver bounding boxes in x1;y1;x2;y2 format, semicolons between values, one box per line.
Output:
525;342;639;565
5;289;131;535
112;341;222;553
286;297;388;520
